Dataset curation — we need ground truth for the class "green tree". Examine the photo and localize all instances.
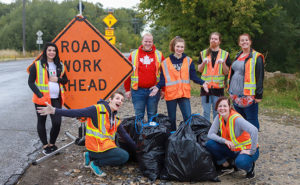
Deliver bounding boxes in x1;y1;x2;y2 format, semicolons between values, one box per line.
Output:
0;0;144;52
139;0;281;66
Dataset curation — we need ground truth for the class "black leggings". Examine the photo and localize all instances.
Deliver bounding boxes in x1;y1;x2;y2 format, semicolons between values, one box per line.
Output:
35;99;62;145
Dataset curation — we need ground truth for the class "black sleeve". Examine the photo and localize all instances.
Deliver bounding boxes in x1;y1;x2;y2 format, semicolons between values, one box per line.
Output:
255;56;264;99
197;56;203;64
117;125;137;151
225;54;231;67
58;72;68;85
55;106;97;120
28;64;43;98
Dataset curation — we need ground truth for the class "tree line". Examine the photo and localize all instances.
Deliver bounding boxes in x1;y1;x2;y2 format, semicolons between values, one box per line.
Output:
139;0;300;73
0;0;299;73
0;0;144;53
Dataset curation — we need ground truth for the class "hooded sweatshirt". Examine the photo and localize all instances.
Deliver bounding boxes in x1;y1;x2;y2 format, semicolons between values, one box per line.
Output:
55;99;136;151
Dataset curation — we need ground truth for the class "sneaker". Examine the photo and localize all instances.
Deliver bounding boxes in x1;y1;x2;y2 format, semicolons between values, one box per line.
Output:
50;145;58;152
42;146;52;155
246;163;255;179
89;161;106;177
83;152;90;168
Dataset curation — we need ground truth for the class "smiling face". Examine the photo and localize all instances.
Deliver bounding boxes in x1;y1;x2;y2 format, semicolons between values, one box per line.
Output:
174;41;185;56
209;34;221;49
239;35;252;50
217;99;231;118
142;35;153;51
46;46;56;62
109;93;124;112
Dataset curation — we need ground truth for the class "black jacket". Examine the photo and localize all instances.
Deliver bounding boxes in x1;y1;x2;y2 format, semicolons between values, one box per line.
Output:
28;62;68;98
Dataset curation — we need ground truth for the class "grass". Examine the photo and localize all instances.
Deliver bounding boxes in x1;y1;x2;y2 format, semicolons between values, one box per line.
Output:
0;49;38;61
190;75;300;117
260;76;300;116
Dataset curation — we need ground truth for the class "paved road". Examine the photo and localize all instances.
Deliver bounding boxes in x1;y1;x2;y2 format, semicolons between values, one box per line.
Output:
0;59;42;185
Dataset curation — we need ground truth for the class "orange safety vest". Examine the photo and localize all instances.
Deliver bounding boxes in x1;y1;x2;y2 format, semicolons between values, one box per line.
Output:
32;60;65;105
162;56;192;101
200;49;228;88
219;109;252;151
85;104;121;152
130;49;163;90
227;50;264;95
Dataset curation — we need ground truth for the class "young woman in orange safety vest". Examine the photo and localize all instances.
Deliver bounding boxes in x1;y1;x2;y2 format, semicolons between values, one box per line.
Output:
28;42;68;155
149;36;208;131
37;91;136;177
206;96;259;179
227;33;265;130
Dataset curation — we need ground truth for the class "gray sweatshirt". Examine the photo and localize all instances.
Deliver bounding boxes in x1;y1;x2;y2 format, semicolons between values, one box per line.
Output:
208;114;258;155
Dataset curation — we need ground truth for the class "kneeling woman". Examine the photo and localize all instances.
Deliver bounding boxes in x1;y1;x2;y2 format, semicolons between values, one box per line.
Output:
206;96;258;179
37;91;136;177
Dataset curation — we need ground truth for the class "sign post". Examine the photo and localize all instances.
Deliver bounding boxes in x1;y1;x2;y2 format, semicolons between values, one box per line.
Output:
103;11;118;45
36;30;43;52
29;16;133;109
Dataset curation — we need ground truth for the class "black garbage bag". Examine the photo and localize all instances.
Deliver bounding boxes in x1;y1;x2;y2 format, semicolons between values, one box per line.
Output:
165;114;217;182
188;114;212;146
137;121;169;181
118;116;142;143
149;114;173;133
117;116;143;162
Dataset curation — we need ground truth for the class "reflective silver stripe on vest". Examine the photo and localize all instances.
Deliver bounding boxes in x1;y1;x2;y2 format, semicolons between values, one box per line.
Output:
155;50;162;62
250;52;257;83
163;57;190;86
163;59;171;82
86;128;114;140
98;104;107;135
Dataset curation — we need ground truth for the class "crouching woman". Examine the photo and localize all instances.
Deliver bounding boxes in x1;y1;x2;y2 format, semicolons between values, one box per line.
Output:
37;91;136;177
205;96;259;179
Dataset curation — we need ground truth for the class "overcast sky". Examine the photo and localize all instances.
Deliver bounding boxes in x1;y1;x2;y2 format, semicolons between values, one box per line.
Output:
0;0;140;9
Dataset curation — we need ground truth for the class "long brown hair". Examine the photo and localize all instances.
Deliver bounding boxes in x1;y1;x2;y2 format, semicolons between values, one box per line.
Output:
205;32;222;57
169;36;185;52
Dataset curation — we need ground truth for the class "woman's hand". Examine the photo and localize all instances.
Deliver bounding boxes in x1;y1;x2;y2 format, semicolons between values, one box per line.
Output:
255;99;262;103
203;82;209;93
240;149;251;155
225;140;235;150
37;102;55;115
149;86;159;97
49;76;58;82
125;91;131;99
203;58;210;63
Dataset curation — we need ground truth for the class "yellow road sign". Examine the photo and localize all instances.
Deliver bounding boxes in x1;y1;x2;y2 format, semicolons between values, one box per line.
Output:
105;28;114;36
103;14;118;28
105;35;116;45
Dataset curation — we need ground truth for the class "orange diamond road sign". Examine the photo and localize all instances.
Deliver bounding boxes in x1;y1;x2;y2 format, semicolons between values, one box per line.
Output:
103;14;118;28
29;16;132;109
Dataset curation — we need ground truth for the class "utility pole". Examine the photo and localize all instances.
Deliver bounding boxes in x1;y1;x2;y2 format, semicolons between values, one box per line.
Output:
79;0;82;15
22;0;26;56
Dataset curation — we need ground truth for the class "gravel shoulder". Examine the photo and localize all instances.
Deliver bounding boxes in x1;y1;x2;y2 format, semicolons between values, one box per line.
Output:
17;96;300;185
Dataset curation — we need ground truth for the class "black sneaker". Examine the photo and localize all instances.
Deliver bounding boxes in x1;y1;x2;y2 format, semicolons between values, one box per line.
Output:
246;162;255;179
50;145;58;152
42;146;52;155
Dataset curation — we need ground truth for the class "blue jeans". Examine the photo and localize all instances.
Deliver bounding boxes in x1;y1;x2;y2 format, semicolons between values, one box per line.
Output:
131;88;160;122
166;98;191;131
201;95;219;122
234;102;259;130
205;140;259;172
89;147;129;167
